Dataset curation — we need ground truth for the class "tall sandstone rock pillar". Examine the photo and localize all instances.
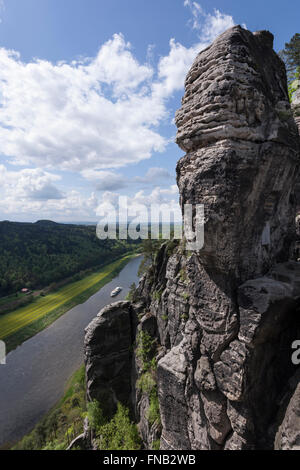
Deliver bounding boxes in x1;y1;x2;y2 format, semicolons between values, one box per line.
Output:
156;26;300;450
176;26;300;283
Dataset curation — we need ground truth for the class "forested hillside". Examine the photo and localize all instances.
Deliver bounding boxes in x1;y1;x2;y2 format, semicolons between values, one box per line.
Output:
0;220;139;296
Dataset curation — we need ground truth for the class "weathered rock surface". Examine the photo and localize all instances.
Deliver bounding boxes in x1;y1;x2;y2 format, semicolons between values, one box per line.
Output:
84;301;137;417
292;82;300;218
275;369;300;450
176;27;299;283
83;26;300;451
292;85;300;135
155;26;300;449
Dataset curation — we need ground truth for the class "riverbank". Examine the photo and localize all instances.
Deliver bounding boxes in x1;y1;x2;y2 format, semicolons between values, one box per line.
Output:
13;363;141;451
0;255;142;447
12;365;87;450
0;253;137;354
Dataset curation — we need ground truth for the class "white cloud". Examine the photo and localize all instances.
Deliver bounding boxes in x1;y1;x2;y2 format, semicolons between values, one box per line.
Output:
81;169;128;191
184;0;205;30
201;9;236;42
0;165;100;221
184;1;235;41
134;167;171;184
0;163;178;220
82;166;172;191
0;165;63;201
0;6;239;175
0;3;243;221
131;185;179;206
153;39;202;99
87;34;153;96
0;34;167;172
153;2;237;100
95;184;180;221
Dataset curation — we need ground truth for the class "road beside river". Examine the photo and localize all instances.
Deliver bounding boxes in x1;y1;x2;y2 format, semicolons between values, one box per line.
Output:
0;255;142;447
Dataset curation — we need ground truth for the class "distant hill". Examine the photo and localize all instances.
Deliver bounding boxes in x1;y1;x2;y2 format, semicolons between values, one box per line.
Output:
35;220;60;225
0;221;139;296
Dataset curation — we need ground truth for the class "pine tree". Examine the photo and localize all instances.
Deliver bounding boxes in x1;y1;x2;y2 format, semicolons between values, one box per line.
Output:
280;33;300;76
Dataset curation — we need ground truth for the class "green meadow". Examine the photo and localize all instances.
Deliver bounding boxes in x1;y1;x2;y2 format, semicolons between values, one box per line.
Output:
0;254;135;353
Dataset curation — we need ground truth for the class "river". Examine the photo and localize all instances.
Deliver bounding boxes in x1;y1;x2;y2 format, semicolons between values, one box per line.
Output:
0;255;142;447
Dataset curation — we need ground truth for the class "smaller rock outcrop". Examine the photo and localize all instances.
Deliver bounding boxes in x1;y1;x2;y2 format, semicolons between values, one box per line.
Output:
84;301;137;417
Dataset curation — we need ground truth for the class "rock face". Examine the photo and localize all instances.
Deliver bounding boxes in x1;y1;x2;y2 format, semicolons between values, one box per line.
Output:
176;26;299;283
292;82;300;218
84;301;137;417
292;85;300;135
275;369;300;450
83;26;300;451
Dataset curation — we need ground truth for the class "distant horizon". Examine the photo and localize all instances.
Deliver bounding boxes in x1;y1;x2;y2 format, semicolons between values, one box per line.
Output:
0;218;183;226
0;218;98;225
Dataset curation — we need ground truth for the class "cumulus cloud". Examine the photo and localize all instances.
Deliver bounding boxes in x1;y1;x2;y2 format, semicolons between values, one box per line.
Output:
0;6;239;175
88;34;153;96
184;0;205;30
27;184;63;201
0;165;100;220
184;1;236;41
81;169;128;191
153;2;237;100
0;34;167;172
153;39;202;99
0;166;63;200
95;184;180;222
130;185;179;207
0;3;242;220
81;166;171;191
134;167;172;184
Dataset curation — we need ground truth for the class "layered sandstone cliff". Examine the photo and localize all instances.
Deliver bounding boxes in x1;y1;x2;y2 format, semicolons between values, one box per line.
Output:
84;26;300;450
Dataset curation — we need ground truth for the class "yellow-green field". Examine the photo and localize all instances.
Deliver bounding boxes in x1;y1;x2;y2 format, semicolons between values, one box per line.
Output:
0;254;133;343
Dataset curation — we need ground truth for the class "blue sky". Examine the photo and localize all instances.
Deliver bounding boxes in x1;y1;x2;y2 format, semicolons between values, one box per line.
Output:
0;0;299;222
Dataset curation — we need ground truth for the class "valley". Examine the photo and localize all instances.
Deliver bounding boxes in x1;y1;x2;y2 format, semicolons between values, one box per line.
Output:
0;255;142;448
0;254;136;353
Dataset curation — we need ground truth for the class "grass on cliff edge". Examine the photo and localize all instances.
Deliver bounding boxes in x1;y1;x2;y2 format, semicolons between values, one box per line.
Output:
13;365;87;450
0;253;136;353
13;365;141;451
